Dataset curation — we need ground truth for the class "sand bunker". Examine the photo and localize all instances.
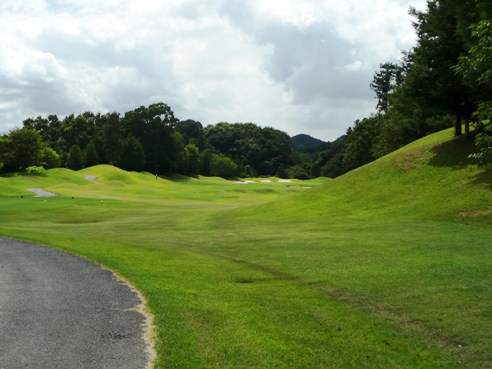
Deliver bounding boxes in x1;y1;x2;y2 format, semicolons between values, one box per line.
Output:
229;180;256;184
277;179;292;183
261;180;272;183
27;188;56;197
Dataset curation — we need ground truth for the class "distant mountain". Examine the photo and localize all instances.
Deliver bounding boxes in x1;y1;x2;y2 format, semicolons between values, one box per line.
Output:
291;134;329;152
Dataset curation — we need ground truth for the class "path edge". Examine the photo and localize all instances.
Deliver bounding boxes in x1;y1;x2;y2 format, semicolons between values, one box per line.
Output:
0;236;157;369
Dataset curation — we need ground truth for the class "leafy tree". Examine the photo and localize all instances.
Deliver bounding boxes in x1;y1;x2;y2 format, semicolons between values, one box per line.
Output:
244;165;257;178
276;164;288;179
3;128;43;171
290;165;309;180
176;119;206;149
41;147;61;169
101;112;122;165
211;154;238;178
205;123;294;175
370;62;403;113
184;144;200;176
62;114;95;151
66;145;84;171
343;117;381;172
310;162;320;178
123;103;178;173
200;149;212;176
118;136;146;172
84;140;99;168
404;0;477;136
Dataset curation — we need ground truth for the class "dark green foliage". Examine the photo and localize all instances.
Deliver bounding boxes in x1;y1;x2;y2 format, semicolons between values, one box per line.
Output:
101;112;122;165
41;147;61;169
176;120;205;150
343;118;381;172
468;128;492;165
118;136;146;172
205;123;293;176
66;145;84;171
244;165;257;178
290;165;309;180
317;137;346;178
210;154;238;178
3;128;43;171
123;103;177;174
310;162;320;178
184;144;200;176
291;134;329;152
200;149;212;176
276;164;288;179
370;62;403;113
84;140;99;168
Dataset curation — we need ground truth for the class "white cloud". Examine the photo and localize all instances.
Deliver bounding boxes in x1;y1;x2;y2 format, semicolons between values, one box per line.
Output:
0;0;425;141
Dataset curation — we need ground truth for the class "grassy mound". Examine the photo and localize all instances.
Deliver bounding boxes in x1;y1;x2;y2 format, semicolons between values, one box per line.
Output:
0;128;491;368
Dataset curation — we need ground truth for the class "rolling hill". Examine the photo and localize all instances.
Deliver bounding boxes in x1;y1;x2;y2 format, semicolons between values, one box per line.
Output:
0;127;491;368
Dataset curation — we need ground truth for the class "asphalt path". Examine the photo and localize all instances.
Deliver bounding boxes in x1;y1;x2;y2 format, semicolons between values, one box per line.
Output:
0;238;151;369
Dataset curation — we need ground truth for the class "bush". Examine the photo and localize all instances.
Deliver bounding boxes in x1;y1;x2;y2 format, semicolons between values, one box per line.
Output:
26;166;45;175
41;147;61;169
211;154;238;178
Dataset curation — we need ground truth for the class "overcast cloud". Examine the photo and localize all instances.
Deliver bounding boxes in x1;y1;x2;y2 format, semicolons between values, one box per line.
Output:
0;0;426;141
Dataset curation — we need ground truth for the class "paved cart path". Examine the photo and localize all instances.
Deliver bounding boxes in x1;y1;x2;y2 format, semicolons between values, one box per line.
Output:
0;238;153;369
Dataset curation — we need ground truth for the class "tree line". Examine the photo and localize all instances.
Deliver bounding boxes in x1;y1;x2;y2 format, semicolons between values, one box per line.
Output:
343;0;492;170
0;102;333;179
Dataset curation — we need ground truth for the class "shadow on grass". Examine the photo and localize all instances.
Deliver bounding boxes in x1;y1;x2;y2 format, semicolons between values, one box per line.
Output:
471;166;492;189
0;171;47;178
162;173;194;182
428;135;477;169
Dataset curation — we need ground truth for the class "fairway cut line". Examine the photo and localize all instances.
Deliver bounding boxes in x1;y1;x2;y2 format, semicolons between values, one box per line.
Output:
26;188;56;197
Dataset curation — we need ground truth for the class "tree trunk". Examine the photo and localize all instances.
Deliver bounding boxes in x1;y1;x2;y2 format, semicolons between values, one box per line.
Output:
465;117;470;138
455;115;462;136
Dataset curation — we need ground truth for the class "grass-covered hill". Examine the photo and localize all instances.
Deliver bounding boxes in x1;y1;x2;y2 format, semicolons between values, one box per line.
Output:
0;128;491;368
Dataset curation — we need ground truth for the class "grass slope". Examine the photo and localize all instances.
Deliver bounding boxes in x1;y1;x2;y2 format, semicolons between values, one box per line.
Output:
0;128;491;368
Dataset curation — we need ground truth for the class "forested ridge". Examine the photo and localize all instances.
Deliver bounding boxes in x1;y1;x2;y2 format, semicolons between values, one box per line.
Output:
1;0;491;178
343;0;492;170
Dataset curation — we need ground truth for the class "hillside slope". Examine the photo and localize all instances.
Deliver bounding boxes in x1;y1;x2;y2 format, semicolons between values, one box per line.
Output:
241;128;492;223
1;128;491;368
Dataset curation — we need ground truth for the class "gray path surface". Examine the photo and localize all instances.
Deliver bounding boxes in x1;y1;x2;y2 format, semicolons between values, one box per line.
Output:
0;238;150;369
26;188;56;197
84;176;98;183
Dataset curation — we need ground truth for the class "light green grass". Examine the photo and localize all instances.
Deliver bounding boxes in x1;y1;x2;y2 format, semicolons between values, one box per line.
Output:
0;128;491;368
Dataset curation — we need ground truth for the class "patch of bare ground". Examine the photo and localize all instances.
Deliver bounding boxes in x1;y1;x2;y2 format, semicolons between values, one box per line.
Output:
460;208;492;217
395;146;434;172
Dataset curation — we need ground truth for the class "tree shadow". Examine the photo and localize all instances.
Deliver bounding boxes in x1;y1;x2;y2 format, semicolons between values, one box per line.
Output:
427;135;477;169
0;171;47;178
162;173;193;182
471;166;492;190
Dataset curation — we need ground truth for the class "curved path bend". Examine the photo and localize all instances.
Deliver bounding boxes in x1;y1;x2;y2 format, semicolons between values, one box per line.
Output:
0;238;152;369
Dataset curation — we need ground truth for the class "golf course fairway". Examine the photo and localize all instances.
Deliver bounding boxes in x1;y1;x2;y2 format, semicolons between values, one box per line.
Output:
1;127;491;368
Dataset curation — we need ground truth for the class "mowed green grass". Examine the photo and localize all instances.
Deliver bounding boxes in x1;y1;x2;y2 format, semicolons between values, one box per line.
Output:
1;128;491;368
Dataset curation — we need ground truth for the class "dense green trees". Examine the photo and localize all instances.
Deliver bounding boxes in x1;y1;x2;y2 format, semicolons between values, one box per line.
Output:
3;128;44;171
2;102;330;179
344;0;492;171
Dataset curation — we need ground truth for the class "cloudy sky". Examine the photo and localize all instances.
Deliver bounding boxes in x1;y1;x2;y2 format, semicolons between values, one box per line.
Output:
0;0;427;141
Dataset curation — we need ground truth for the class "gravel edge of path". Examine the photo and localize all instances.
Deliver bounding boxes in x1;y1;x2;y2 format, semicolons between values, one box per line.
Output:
0;236;156;369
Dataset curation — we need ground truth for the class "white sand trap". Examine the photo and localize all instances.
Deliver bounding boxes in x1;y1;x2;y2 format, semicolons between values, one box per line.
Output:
302;186;313;189
84;175;98;183
27;188;56;197
277;179;292;183
261;180;272;183
229;180;255;184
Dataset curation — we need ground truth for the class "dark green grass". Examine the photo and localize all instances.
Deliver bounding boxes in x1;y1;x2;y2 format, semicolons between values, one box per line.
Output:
0;129;491;368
